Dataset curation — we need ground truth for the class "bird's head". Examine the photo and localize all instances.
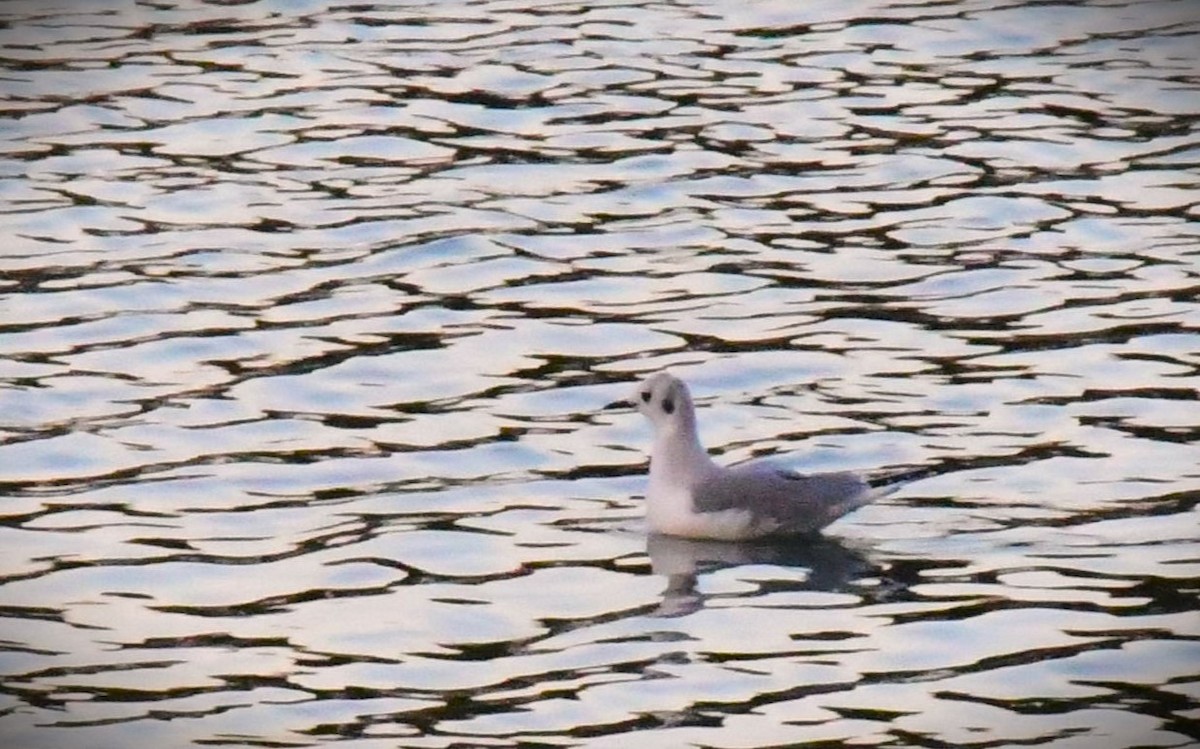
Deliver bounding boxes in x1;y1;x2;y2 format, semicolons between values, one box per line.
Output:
633;371;695;434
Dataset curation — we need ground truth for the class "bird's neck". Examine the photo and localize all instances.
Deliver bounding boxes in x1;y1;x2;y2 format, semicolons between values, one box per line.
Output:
649;419;714;489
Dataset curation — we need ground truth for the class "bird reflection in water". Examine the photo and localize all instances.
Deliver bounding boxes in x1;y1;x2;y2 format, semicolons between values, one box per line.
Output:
645;533;876;617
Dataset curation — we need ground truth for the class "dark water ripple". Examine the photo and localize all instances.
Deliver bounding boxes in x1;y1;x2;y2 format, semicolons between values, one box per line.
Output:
1;1;1198;747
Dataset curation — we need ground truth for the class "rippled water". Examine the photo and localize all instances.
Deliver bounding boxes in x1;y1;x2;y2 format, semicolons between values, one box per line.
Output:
2;1;1199;747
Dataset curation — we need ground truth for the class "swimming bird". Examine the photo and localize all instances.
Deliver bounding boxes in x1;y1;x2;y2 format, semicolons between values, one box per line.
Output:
632;371;885;540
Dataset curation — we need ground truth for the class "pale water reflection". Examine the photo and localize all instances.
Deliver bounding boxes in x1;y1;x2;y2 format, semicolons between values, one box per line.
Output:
1;0;1198;747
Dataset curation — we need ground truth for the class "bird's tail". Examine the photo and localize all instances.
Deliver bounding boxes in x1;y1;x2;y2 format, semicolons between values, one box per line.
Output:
838;480;894;516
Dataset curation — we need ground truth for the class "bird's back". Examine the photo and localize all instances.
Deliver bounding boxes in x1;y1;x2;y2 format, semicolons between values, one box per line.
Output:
692;463;876;535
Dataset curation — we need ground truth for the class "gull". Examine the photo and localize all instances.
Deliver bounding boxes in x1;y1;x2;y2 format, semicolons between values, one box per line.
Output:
632;371;888;540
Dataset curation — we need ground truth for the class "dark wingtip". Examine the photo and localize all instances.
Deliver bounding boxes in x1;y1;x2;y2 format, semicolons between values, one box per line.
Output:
868;465;937;491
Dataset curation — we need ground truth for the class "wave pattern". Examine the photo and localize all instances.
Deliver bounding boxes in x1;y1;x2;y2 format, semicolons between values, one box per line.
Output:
1;1;1198;747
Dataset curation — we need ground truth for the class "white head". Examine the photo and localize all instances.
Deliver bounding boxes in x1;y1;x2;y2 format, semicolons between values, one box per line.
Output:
631;372;715;511
632;372;697;436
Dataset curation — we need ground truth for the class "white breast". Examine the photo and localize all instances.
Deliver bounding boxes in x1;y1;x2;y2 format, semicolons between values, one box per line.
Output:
645;480;779;540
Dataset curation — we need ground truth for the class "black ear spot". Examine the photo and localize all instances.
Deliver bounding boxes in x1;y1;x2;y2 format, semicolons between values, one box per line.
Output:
661;397;675;415
640;390;652;404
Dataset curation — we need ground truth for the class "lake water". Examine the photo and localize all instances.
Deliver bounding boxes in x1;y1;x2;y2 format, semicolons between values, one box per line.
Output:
1;1;1198;747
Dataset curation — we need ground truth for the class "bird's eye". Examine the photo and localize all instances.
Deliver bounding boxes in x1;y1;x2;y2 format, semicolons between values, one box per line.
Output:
662;397;674;415
640;391;652;403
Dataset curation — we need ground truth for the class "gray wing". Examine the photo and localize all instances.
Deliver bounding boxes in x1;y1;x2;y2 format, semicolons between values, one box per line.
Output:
692;463;874;534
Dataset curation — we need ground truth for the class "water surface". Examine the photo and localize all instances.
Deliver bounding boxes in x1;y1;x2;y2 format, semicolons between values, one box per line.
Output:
1;1;1198;747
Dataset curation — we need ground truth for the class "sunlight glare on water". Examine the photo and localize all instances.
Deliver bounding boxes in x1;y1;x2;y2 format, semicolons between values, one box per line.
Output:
0;0;1198;747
